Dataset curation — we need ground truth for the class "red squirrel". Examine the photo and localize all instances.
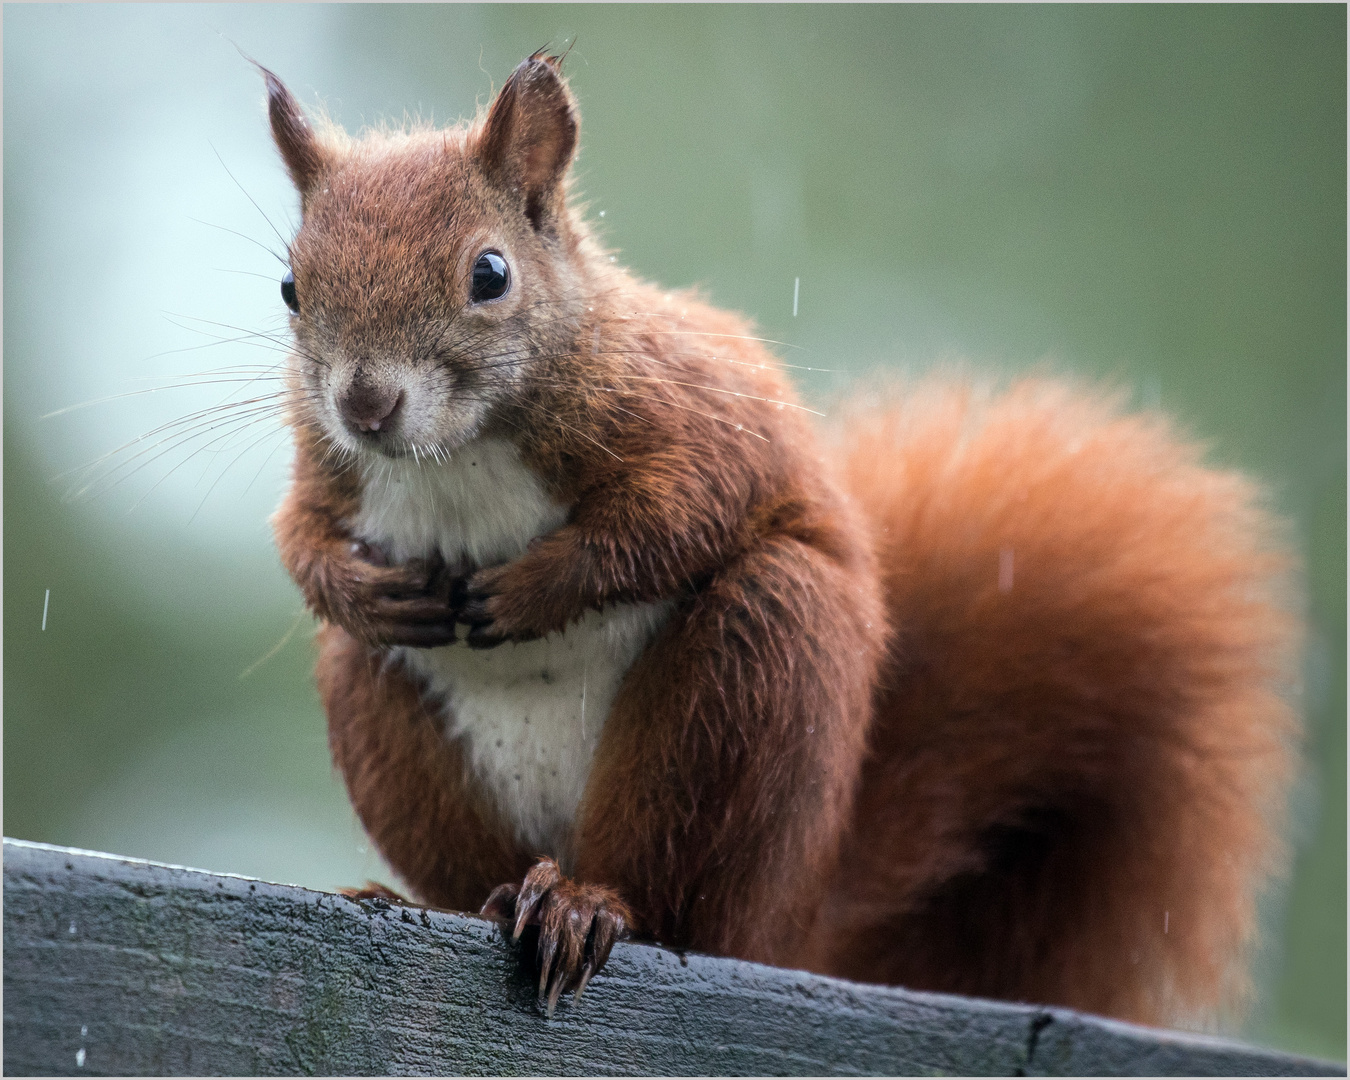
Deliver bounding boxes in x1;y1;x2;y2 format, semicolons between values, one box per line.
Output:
265;54;1297;1025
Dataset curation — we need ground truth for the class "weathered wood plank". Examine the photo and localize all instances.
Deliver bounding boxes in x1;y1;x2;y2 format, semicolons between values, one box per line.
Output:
3;839;1342;1077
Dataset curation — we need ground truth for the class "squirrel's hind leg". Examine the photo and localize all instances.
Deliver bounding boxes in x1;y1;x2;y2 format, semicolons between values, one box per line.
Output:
318;624;534;913
571;531;886;969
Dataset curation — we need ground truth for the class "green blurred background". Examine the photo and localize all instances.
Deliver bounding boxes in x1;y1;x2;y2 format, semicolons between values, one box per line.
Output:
4;4;1343;1060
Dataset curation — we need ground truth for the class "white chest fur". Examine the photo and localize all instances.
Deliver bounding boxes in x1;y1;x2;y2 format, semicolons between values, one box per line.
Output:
349;439;671;862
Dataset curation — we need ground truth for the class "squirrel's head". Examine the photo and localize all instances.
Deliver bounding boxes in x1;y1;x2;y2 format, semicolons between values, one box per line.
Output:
264;54;597;460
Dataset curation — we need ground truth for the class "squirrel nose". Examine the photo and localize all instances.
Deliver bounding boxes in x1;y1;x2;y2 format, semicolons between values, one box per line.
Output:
339;383;403;435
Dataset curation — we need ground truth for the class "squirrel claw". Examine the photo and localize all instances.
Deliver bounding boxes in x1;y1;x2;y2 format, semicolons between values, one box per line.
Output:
480;882;520;922
538;925;561;997
573;960;596;1001
350;540;390;567
455;577;496;630
449;572;515;649
465;624;510;649
544;966;568;1018
448;575;471;614
511;858;563;939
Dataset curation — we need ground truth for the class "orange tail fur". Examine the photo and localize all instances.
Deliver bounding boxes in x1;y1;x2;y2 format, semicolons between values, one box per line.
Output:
820;376;1299;1028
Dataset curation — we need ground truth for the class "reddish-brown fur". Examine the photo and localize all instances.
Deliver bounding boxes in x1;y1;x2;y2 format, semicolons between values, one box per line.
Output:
265;56;1297;1027
816;380;1297;1025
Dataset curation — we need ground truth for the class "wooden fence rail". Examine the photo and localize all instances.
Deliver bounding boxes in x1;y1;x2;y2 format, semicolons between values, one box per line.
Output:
3;839;1342;1077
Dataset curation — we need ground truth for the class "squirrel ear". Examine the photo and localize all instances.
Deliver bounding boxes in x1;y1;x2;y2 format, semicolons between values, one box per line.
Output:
257;65;327;201
477;53;579;231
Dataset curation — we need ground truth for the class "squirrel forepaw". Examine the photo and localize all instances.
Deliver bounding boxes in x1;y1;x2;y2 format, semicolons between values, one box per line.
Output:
481;858;631;1016
338;543;459;648
452;566;544;649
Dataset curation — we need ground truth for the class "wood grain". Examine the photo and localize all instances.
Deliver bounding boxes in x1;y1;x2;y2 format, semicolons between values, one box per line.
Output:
3;839;1340;1077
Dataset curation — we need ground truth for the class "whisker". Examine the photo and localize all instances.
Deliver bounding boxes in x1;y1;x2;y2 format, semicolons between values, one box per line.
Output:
608;375;825;417
69;409;266;505
187;419;294;524
189;216;289;266
213;267;285;282
40;376;287;421
453;345;824;418
139;330;293;364
126;367;289;384
162;312;298;350
616;392;770;442
66;388;304;467
239;608;309;680
533;408;624;462
89;403;298;498
626;323;804;351
209;141;292;251
62;392;304;495
124;407;294;511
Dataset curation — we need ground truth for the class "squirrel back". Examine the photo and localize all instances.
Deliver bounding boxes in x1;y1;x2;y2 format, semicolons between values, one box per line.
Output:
817;376;1297;1025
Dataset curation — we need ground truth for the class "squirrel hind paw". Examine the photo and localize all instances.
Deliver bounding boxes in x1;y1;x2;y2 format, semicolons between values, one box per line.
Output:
338;880;414;905
483;858;631;1016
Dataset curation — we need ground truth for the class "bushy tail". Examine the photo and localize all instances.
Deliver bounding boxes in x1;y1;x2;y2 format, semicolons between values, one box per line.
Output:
819;376;1298;1028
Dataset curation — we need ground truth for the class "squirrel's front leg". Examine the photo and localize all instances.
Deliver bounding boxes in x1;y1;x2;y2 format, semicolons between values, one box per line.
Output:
453;526;606;648
280;515;458;648
273;445;458;647
453;449;752;648
330;540;458;648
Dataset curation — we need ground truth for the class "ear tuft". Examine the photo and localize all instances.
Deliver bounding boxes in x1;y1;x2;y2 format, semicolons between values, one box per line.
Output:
477;53;579;231
256;64;326;199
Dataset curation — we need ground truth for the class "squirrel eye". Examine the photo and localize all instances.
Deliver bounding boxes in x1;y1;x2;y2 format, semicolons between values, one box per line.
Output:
470;251;510;303
280;270;299;314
